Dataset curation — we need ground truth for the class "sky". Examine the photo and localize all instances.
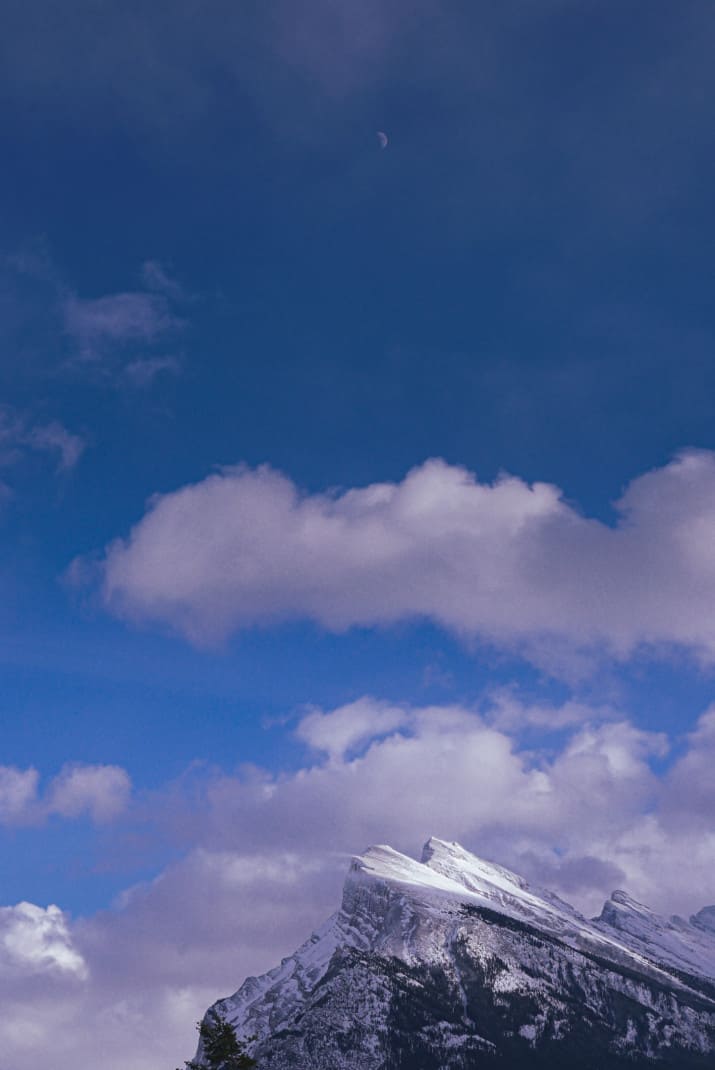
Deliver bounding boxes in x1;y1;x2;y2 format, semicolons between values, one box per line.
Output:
2;1;715;1066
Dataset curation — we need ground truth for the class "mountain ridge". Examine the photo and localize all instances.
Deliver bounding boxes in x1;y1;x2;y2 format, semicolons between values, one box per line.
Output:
197;838;715;1068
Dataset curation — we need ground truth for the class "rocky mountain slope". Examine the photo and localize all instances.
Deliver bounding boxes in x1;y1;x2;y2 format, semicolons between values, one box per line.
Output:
199;839;715;1068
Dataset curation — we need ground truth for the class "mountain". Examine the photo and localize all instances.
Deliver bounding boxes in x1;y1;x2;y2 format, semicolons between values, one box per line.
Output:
198;839;715;1068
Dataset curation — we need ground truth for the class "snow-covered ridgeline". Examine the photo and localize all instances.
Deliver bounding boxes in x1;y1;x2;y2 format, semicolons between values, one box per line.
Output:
200;838;715;1069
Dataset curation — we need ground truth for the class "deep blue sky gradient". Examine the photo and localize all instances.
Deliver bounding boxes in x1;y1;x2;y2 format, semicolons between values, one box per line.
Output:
3;0;715;912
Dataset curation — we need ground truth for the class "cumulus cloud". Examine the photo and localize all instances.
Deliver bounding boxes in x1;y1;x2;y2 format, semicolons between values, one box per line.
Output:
102;848;336;987
296;696;409;761
158;694;711;935
196;699;679;910
0;762;131;826
47;763;132;823
91;450;715;668
0;902;86;979
0;849;339;1070
661;708;715;828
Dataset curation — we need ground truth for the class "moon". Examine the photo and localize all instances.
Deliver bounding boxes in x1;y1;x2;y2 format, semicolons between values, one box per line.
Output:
377;131;388;149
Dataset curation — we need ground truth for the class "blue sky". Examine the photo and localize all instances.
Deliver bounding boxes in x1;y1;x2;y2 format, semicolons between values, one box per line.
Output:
3;3;715;1067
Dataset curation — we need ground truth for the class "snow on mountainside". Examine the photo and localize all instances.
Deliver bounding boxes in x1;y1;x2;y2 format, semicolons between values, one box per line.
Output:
596;890;715;983
198;839;715;1068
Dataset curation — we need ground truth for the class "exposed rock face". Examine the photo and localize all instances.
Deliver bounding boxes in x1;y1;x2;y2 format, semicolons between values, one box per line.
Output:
200;839;715;1068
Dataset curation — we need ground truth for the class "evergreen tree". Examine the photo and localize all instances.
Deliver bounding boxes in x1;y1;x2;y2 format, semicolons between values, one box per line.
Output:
177;1010;257;1070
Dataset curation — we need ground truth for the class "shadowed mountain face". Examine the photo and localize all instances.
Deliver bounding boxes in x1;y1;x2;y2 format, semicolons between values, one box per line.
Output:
198;839;715;1069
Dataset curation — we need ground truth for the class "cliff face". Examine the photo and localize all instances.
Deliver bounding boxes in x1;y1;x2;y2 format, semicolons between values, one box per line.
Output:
199;839;715;1068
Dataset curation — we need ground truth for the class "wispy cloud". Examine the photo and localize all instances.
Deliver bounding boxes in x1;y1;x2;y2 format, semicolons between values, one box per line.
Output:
60;258;188;384
140;260;185;301
122;355;182;388
63;291;181;363
4;247;187;388
22;420;86;472
0;405;85;481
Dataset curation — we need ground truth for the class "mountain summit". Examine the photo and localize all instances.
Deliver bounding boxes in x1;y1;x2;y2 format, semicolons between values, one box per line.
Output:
197;839;715;1068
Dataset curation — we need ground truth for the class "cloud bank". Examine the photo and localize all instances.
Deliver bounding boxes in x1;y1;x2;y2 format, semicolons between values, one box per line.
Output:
94;450;715;666
196;697;703;915
1;695;714;1070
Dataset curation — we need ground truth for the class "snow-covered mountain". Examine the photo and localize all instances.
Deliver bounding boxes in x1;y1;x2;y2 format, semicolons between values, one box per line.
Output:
199;839;715;1068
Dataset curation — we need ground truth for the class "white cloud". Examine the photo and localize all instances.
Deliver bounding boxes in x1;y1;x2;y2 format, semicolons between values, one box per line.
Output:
0;902;87;979
296;696;409;761
196;701;674;898
661;707;715;828
47;763;132;823
484;690;612;731
93;451;715;668
164;695;710;921
0;766;39;823
0;850;338;1070
0;762;131;826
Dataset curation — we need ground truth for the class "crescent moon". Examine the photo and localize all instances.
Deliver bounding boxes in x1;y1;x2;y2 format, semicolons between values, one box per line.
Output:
377;131;388;149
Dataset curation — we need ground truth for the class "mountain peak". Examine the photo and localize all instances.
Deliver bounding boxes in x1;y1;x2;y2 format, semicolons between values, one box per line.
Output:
609;889;653;912
350;839;536;905
420;835;462;863
348;841;475;900
199;839;715;1070
421;836;530;893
